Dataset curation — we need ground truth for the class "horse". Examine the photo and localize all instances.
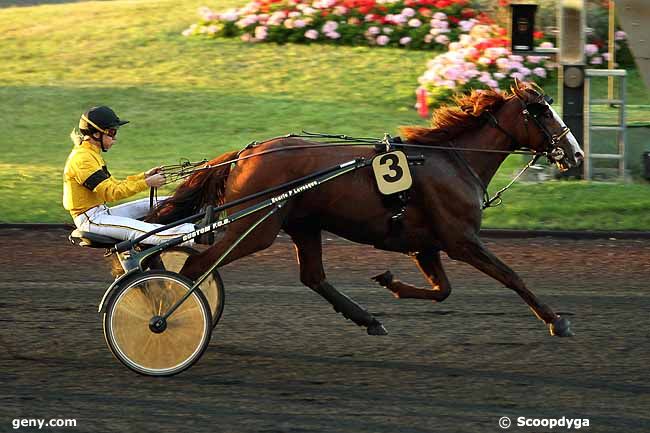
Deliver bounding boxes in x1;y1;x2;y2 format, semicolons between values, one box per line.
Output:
149;79;584;337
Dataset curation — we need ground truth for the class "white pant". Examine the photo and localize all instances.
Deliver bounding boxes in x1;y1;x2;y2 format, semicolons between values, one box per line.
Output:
73;197;196;246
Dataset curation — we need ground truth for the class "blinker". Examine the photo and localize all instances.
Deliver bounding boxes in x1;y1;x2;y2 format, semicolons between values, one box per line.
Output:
544;95;553;105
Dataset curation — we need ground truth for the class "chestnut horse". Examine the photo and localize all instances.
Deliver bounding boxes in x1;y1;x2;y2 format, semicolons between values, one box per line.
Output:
151;80;584;337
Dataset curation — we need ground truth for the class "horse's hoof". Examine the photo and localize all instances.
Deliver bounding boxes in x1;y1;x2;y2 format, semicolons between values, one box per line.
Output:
549;316;574;337
367;320;388;336
371;271;394;287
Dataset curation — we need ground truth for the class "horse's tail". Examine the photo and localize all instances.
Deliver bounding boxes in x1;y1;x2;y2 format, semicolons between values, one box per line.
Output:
147;150;239;224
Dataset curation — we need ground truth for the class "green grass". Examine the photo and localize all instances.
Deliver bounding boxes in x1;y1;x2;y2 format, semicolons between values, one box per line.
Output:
1;0;649;230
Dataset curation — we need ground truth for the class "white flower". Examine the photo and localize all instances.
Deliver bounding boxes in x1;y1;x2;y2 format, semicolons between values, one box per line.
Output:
408;18;422;28
219;10;239;22
254;26;267;40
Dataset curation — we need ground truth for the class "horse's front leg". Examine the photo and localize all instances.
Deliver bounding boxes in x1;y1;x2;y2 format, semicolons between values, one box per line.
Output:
286;225;387;336
372;249;452;302
448;236;573;337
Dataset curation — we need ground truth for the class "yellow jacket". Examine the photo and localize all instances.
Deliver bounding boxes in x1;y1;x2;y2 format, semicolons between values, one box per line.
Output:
63;141;149;217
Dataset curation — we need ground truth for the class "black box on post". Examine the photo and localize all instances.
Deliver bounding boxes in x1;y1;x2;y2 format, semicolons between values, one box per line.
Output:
511;4;538;52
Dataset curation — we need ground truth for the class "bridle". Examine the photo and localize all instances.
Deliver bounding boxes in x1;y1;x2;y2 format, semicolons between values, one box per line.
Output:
482;93;571;165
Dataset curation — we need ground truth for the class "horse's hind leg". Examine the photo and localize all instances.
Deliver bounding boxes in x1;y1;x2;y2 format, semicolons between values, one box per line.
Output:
287;225;388;336
372;249;452;302
448;236;573;337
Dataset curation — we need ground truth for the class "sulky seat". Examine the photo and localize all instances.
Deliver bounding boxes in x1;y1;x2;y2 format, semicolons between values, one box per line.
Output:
69;229;120;249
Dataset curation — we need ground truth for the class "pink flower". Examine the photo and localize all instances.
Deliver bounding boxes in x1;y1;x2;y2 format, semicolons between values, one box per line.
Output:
433;12;446;21
327;31;341;39
590;56;603;65
478;57;491;66
376;35;390;46
533;67;547;78
408;18;422;28
540;41;554;49
305;29;319;40
435;34;450;45
496;57;510;71
400;36;412;45
323;20;338;33
615;30;626;41
459;19;476;32
294;19;307;28
585;44;598;56
401;7;416;18
603;52;611;61
333;6;348;15
367;26;380;35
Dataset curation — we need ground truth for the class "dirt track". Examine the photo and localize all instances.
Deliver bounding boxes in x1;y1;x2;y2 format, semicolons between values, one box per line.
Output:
1;228;649;433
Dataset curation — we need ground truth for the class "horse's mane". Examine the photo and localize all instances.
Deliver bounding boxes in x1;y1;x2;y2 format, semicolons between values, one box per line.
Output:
401;88;514;145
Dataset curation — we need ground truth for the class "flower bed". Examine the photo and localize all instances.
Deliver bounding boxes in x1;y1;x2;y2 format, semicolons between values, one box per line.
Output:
416;21;556;109
183;0;485;50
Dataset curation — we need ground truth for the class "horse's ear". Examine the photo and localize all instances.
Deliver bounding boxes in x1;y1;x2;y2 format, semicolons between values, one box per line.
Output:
511;78;526;99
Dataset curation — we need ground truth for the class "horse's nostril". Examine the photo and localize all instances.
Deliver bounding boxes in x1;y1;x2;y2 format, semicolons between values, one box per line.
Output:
575;152;584;162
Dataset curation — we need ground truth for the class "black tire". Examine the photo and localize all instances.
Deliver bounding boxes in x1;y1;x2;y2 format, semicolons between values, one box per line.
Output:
103;270;212;377
157;247;225;329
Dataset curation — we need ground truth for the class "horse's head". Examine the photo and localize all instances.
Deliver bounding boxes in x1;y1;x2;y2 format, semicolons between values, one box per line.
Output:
507;79;584;171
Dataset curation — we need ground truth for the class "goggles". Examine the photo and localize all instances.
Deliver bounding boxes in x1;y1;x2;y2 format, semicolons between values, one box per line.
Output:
81;114;119;137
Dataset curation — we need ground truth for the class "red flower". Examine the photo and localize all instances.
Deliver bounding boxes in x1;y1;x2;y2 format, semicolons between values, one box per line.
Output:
435;0;451;8
461;8;476;18
498;0;509;6
496;27;507;36
418;7;432;17
533;30;544;40
448;16;460;24
477;12;494;24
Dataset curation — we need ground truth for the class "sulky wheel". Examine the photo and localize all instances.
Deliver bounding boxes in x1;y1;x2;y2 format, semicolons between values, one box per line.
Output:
157;247;225;329
103;270;212;376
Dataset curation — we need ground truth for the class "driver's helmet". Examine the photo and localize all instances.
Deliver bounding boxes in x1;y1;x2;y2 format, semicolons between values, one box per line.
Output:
79;106;129;136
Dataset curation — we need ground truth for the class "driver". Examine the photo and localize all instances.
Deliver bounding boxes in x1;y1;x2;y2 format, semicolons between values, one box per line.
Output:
63;106;210;245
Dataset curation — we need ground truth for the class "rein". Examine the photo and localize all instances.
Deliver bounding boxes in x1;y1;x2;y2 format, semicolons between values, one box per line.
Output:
154;126;553;211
